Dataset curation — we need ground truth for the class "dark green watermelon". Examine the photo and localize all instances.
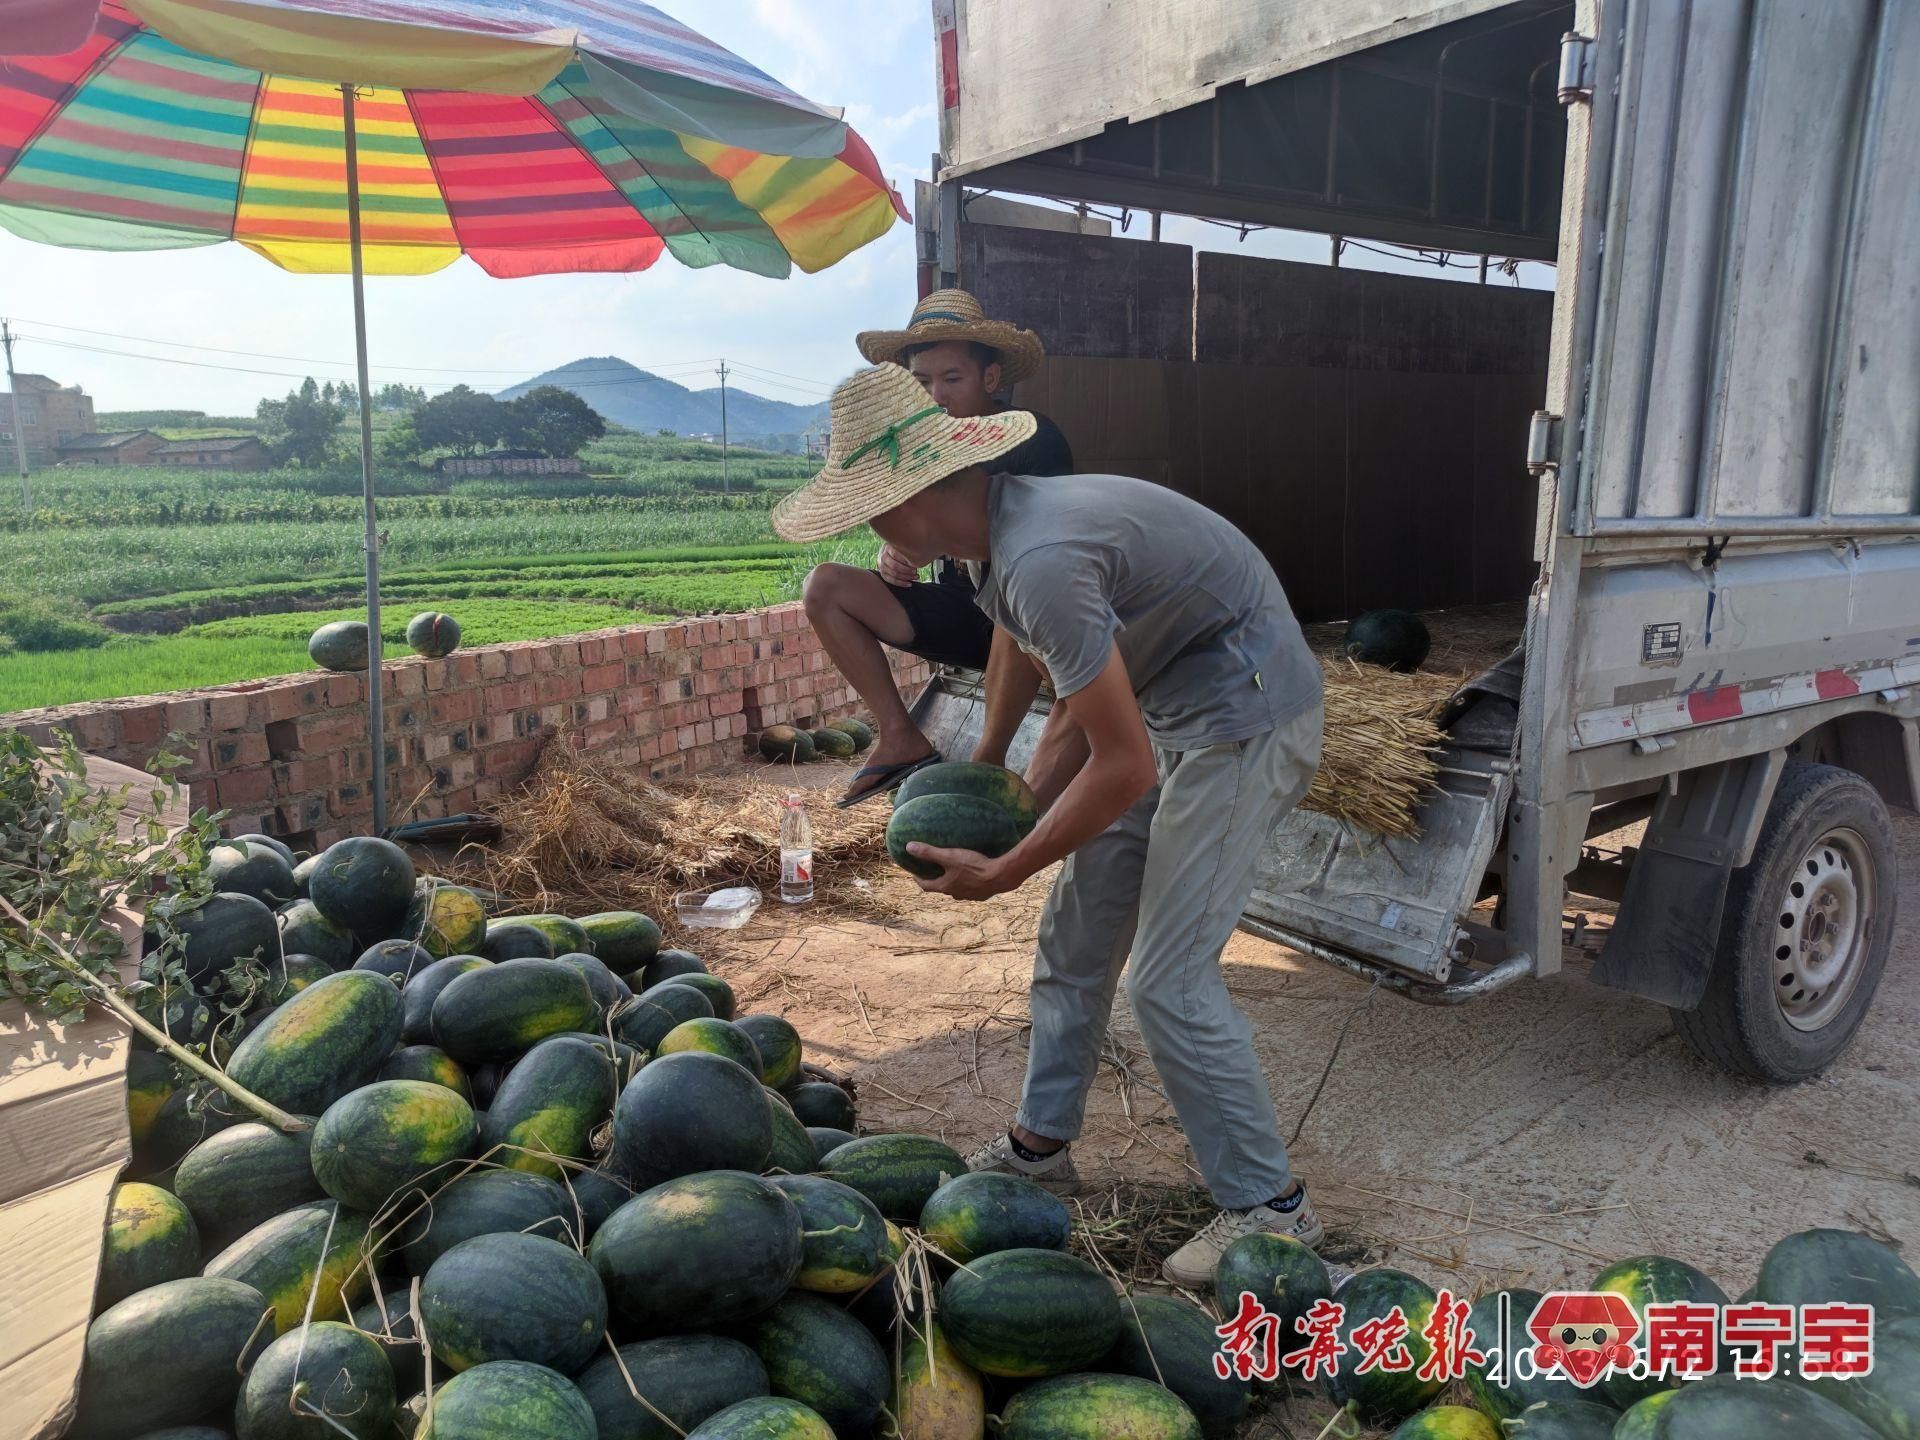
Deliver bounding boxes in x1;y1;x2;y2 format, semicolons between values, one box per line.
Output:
124;1051;178;1171
479;921;554;962
1592;1256;1728;1409
356;938;435;982
1462;1287;1603;1420
207;843;299;907
1213;1231;1331;1349
748;1292;889;1435
1635;1375;1880;1438
1610;1390;1678;1440
939;1247;1123;1379
563;1166;637;1242
918;1170;1070;1264
418;1360;597;1440
406;610;461;658
76;1276;270;1439
576;1335;771;1440
639;948;708;989
766;1093;819;1176
673;971;736;1020
1106;1293;1251;1432
1386;1406;1502;1439
685;1398;834;1438
1501;1400;1619;1438
577;910;662;973
1754;1228;1920;1317
419;1231;606;1374
308;836;416;936
490;913;591;957
613;980;715;1053
1322;1268;1443;1425
201;1200;371;1335
826;717;873;751
128;1080;239;1178
757;726;816;763
430;958;596;1064
611;1050;772;1184
400;1168;576;1273
97;1182;200;1309
236;832;296;866
656;1017;763;1077
311;1078;478;1212
128;974;209;1055
886;794;1021;878
994;1373;1203;1440
785;1081;854;1131
263;951;333;1004
226;968;404;1115
309;620;369;672
589;1171;802;1335
1790;1312;1920;1440
173;1123;323;1252
275;899;358;970
767;1175;894;1295
173;891;279;987
1344;609;1432;671
818;1133;966;1222
808;726;856;758
354;1286;425;1395
480;1034;616;1181
380;1043;472;1098
806;1127;856;1166
236;1320;394;1440
894;760;1039;832
401;955;491;1044
552;950;629;1020
734;1014;801;1090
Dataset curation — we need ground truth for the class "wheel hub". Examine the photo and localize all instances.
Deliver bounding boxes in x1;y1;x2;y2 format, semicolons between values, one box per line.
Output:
1772;827;1875;1031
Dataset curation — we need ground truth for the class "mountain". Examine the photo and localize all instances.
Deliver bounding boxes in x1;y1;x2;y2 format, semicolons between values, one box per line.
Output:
498;357;826;448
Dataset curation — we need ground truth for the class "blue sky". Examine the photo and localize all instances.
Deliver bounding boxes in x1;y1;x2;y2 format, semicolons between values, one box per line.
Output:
0;1;1550;417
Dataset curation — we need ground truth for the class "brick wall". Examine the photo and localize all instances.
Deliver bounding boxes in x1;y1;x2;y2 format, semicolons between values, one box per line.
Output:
5;602;929;851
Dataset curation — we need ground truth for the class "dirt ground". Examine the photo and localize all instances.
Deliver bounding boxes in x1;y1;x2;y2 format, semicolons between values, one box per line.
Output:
690;773;1919;1434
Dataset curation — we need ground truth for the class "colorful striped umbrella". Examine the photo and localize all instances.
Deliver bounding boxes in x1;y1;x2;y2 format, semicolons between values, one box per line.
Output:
1;0;904;829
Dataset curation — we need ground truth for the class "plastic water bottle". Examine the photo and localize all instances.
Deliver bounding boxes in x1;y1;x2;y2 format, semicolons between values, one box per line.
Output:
779;794;814;904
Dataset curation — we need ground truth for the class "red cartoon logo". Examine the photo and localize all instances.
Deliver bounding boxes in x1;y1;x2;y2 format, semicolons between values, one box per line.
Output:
1527;1292;1641;1388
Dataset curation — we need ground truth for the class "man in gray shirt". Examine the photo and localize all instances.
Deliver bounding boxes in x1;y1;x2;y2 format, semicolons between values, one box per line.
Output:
773;364;1326;1285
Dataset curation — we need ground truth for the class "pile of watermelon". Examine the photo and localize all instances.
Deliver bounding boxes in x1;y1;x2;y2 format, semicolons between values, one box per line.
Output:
758;718;873;764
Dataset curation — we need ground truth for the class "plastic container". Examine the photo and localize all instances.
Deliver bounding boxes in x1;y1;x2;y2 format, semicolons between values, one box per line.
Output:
779;793;814;904
673;884;762;930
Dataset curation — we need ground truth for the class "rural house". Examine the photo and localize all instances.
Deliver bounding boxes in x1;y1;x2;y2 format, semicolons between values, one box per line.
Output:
0;373;96;464
151;435;272;470
52;429;165;466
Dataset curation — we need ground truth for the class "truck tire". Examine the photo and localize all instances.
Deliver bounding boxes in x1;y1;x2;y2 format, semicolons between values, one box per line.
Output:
1672;762;1896;1082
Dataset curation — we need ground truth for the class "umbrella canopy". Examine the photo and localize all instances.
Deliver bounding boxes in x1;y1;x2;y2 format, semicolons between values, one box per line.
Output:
0;0;906;276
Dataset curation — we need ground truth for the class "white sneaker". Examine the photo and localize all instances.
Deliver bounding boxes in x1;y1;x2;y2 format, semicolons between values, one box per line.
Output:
1161;1187;1324;1289
964;1133;1082;1195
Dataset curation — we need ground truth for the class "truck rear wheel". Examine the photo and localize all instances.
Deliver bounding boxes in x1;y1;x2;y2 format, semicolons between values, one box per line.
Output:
1672;762;1896;1082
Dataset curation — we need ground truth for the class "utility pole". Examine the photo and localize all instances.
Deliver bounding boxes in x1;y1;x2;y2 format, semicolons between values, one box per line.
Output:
1;320;31;513
716;360;730;492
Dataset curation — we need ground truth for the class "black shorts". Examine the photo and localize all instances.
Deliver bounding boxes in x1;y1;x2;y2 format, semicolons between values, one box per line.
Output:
881;575;994;670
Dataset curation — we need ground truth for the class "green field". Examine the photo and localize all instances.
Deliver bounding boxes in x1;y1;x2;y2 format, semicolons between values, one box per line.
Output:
1;432;874;712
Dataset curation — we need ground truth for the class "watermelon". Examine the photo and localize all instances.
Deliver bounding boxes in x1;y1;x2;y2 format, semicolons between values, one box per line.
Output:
614;981;715;1054
238;832;297;865
97;1182;200;1309
563;1166;637;1242
493;913;592;957
236;1320;394;1440
1611;1391;1678;1440
887;794;1022;878
641;947;709;989
553;950;629;1021
612;1050;773;1184
1791;1310;1920;1439
418;1360;597;1440
202;1200;372;1334
1344;609;1432;671
76;1276;270;1439
735;1014;802;1090
1106;1293;1251;1432
827;718;873;751
1462;1288;1602;1421
357;938;436;981
207;843;299;908
1213;1231;1331;1344
847;1223;915;1337
401;955;491;1044
354;1287;425;1395
577;910;662;972
397;1395;429;1437
309;620;369;671
758;726;816;763
657;1017;764;1077
590;1170;802;1335
574;1032;647;1086
819;1133;967;1222
673;971;736;1020
748;1292;890;1435
468;1060;505;1109
894;1321;985;1440
1592;1256;1728;1409
1503;1400;1619;1438
227;969;404;1115
918;1171;1070;1264
940;1248;1123;1379
766;1093;819;1176
125;1051;177;1163
479;921;554;962
1322;1269;1443;1424
480;1034;616;1180
399;1169;574;1273
312;1078;477;1212
576;1335;771;1440
403;881;488;959
132;1080;240;1177
785;1081;854;1131
1387;1406;1501;1440
290;853;320;899
1754;1228;1920;1317
309;836;416;936
767;1175;894;1295
687;1399;833;1439
276;899;358;970
430;958;596;1063
894;761;1039;833
380;1043;472;1098
995;1373;1203;1440
806;1127;856;1165
264;951;333;1004
1634;1376;1880;1436
407;610;461;658
173;891;279;987
419;1230;606;1375
809;727;857;758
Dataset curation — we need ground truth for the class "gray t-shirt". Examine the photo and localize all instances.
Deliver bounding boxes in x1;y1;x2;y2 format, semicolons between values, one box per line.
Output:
974;473;1321;749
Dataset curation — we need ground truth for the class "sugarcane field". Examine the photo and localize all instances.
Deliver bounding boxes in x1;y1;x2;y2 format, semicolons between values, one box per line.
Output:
3;3;1919;1440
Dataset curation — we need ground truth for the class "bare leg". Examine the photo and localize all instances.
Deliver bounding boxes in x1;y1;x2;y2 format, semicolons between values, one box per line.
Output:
971;624;1046;767
802;564;936;780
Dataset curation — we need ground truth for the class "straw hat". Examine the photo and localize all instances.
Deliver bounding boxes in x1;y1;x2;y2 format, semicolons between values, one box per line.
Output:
856;289;1046;385
771;365;1036;542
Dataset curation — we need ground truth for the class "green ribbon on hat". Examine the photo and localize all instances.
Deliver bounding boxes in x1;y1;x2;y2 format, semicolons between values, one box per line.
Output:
844;404;944;469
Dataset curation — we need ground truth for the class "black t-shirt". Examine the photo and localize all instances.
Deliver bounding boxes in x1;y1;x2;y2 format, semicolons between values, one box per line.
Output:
934;409;1074;592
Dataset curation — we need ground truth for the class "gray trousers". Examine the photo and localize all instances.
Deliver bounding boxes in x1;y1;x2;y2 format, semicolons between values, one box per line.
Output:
1015;704;1323;1208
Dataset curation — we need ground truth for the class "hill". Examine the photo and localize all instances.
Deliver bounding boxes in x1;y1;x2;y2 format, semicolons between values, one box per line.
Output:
498;357;826;450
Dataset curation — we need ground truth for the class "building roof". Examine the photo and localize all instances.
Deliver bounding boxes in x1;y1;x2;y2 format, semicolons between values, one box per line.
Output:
9;373;65;392
56;430;157;451
152;435;266;454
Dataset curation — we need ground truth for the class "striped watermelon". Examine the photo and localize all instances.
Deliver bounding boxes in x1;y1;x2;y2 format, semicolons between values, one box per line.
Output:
264;952;333;1004
939;1248;1123;1378
685;1399;834;1439
735;1014;802;1090
748;1292;891;1436
76;1276;270;1439
894;761;1039;832
819;1133;966;1221
1793;1312;1920;1440
576;909;662;974
124;1051;177;1164
275;899;357;970
1106;1293;1251;1432
615;980;714;1052
575;1335;770;1440
561;1166;637;1242
995;1373;1202;1440
639;948;708;989
479;921;554;962
480;1034;617;1181
173;1123;323;1251
767;1175;895;1295
236;1321;394;1440
1612;1377;1880;1438
1754;1228;1920;1316
401;955;492;1044
419;1231;607;1375
1213;1231;1331;1343
201;1200;372;1334
356;939;435;981
311;1078;478;1212
766;1094;820;1176
1321;1269;1443;1425
674;971;737;1020
419;1360;597;1440
657;1017;764;1078
1590;1256;1727;1409
918;1171;1070;1264
403;880;487;958
786;1081;855;1131
97;1182;200;1309
354;1287;425;1396
806;1127;857;1166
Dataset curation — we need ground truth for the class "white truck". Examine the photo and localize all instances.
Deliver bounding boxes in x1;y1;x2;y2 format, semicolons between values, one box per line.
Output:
910;0;1918;1080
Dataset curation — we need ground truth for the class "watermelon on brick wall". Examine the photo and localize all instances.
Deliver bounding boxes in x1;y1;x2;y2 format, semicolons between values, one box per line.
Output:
309;620;369;672
407;610;462;658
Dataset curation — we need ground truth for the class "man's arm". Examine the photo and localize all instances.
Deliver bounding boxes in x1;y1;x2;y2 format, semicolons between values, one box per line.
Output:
1022;698;1088;811
971;625;1046;768
909;643;1156;900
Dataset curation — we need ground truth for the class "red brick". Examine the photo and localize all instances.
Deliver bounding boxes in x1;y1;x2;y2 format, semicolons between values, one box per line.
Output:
621;630;650;657
645;628;667;654
577;695;613;724
391;665;427;699
264;682;325;724
422;732;453;762
694;720;715;746
695;671;724;696
116;703;169;748
483;738;543;779
276;712;366;756
728;713;748;738
508;647;536;676
330;781;373;818
165;698;207;734
215;766;274;806
534;674;576;706
211;732;270;768
443;755;478;789
583;717;626;748
628;706;661;738
485;681;536;715
478;650;509;680
440;785;479;814
709;689;744;717
277;794;329;833
428;689;482;725
276;754;344;792
581;662;624;694
320;674;359;706
69;711;118;753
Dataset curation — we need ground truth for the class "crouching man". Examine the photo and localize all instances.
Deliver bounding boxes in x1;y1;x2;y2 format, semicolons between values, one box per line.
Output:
774;364;1327;1286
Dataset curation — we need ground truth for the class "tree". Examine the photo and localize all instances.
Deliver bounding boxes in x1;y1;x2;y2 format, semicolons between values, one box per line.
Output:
335;380;360;409
375;382;427;412
257;377;345;466
410;385;506;457
379;416;424;463
507;386;605;458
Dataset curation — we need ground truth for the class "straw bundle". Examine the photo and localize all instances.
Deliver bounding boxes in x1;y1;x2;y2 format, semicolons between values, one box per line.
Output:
1301;659;1456;838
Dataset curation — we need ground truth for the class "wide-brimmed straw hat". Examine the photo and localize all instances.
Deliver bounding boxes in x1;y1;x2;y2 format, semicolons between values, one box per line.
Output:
771;364;1036;543
856;288;1045;386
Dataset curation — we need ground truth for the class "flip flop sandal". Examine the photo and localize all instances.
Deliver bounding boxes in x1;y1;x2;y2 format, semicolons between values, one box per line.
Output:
834;751;942;809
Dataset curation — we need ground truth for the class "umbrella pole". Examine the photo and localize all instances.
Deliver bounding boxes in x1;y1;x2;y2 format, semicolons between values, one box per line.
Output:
341;83;387;836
